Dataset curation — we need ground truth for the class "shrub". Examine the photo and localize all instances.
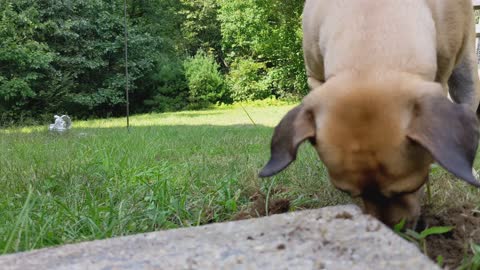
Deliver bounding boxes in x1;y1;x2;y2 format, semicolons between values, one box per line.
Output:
183;51;226;106
143;57;189;112
226;58;271;101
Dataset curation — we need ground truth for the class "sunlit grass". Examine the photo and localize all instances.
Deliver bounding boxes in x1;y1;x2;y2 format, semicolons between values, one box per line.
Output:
2;98;298;133
0;105;347;254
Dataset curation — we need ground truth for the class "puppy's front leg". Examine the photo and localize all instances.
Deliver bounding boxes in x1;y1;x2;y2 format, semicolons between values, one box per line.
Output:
448;57;480;112
447;37;480;112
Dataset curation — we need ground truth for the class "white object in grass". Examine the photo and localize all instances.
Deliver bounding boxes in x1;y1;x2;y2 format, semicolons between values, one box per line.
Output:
49;115;72;132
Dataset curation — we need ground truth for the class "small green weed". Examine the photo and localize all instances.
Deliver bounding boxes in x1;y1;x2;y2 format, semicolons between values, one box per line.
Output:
394;219;453;260
459;243;480;270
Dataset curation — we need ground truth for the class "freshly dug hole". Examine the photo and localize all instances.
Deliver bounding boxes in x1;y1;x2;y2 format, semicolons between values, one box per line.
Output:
232;190;290;220
421;204;480;268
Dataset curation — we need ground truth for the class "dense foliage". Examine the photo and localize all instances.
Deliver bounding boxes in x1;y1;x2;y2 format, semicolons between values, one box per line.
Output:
0;0;306;125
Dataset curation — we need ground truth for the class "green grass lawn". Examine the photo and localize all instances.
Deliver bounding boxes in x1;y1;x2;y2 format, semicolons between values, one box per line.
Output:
1;105;480;255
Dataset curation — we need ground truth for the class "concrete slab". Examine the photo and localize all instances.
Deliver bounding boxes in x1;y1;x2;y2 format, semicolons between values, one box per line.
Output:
0;205;439;270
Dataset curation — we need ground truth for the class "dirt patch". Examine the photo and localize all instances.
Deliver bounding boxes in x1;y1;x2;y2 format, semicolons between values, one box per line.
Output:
421;204;480;268
232;190;290;220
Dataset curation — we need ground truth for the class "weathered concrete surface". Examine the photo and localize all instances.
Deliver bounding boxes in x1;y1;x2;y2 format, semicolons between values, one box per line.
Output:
0;205;439;270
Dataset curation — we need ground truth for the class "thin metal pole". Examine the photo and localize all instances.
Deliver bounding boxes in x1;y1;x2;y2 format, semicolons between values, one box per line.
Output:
123;0;130;131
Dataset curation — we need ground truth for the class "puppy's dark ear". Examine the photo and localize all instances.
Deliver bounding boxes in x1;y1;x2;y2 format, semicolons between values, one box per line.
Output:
407;95;480;187
259;104;316;177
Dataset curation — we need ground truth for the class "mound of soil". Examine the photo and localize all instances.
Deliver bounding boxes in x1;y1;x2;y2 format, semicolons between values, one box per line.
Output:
422;204;480;268
232;190;290;220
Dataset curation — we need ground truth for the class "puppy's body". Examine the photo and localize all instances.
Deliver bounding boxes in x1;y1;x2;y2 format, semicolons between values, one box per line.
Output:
303;0;480;110
261;0;480;226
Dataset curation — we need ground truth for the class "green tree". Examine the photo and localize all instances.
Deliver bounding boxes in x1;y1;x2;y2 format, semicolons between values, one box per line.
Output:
128;0;190;112
0;1;53;123
218;0;307;99
179;0;222;56
0;0;309;125
0;0;186;123
184;50;226;105
33;0;160;117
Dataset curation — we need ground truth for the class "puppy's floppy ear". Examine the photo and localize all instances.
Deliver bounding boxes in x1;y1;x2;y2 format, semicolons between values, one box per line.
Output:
259;104;316;177
407;95;480;187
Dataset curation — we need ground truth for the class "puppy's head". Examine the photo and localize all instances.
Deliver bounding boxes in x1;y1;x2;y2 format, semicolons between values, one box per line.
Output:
259;72;479;226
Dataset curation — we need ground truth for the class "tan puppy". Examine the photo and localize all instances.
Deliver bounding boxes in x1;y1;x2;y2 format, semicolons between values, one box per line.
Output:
260;0;480;227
